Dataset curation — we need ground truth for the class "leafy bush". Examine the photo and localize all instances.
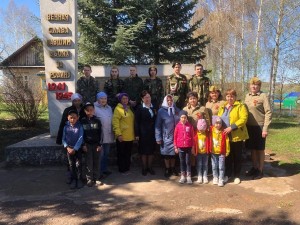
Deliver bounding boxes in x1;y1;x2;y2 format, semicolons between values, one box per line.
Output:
1;74;46;127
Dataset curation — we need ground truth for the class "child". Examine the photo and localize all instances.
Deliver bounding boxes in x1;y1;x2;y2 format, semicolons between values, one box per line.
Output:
194;119;210;184
62;110;84;189
210;116;230;187
81;102;103;187
174;110;194;184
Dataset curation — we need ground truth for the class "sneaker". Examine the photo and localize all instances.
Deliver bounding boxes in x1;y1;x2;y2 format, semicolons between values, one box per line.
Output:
218;180;224;187
234;177;241;184
77;179;84;189
148;168;155;175
179;175;186;184
253;170;264;180
186;176;193;184
213;177;218;185
142;169;147;176
95;180;104;185
70;179;77;189
246;167;258;176
196;176;203;184
224;176;229;183
203;176;209;184
87;179;94;187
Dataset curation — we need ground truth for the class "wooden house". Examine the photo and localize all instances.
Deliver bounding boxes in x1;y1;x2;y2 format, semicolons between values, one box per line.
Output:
0;37;46;102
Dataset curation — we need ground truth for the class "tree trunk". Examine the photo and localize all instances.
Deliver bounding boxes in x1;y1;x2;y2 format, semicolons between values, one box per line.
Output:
240;1;245;94
233;35;237;89
254;0;263;76
270;0;285;111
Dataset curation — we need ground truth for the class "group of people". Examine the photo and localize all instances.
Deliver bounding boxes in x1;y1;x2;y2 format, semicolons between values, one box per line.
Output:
56;62;272;189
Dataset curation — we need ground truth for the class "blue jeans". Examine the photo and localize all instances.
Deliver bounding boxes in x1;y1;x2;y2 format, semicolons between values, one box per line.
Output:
100;143;111;174
67;149;82;180
197;154;208;177
178;148;192;174
211;154;225;181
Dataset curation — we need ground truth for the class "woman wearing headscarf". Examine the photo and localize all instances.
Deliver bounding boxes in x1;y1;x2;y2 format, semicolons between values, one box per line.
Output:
112;93;135;174
94;92;114;177
155;94;180;177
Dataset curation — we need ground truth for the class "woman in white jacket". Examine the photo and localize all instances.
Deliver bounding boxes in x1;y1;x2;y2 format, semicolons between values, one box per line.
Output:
94;92;114;177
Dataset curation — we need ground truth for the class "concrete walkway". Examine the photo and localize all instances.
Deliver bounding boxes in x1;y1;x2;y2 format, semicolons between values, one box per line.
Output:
0;160;299;225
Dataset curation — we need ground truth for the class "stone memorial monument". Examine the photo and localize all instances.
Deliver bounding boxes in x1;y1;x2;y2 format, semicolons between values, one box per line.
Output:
40;0;78;136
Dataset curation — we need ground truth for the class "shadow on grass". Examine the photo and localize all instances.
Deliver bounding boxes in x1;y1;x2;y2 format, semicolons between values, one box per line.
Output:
269;122;299;129
269;161;300;176
0;118;49;162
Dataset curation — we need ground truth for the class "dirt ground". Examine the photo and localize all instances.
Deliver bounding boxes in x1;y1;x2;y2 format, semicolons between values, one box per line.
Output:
0;159;299;225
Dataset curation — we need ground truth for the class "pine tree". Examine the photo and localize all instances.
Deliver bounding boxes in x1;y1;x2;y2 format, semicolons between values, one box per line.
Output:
125;0;210;64
78;0;209;64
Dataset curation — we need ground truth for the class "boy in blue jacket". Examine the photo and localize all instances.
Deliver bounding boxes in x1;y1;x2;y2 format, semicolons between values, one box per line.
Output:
62;110;84;189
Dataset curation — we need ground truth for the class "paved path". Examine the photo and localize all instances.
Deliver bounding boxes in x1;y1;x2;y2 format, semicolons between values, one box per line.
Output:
0;162;299;225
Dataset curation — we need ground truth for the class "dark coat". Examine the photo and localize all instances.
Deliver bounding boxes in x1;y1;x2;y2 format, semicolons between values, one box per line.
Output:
134;105;156;155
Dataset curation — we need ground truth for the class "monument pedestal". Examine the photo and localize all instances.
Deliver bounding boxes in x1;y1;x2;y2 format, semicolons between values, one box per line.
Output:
5;133;66;166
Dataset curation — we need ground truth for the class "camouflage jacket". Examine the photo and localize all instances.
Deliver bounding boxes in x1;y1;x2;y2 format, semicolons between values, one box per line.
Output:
143;77;164;109
104;78;124;108
188;75;211;106
123;75;144;103
165;73;188;109
183;104;211;130
76;76;99;103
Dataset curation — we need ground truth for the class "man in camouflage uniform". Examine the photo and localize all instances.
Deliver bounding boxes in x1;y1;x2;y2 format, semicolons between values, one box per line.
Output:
188;63;211;106
76;64;99;104
165;62;188;109
123;65;144;110
143;65;164;111
104;66;124;109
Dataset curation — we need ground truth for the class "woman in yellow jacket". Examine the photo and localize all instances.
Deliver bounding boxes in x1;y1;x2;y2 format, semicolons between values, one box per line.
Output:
113;93;135;173
218;89;248;184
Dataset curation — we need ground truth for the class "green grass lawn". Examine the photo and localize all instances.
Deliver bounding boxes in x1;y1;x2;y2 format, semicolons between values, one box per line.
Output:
0;103;49;162
266;115;300;164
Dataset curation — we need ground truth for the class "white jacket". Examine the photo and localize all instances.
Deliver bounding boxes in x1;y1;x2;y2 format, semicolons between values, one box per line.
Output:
94;102;115;144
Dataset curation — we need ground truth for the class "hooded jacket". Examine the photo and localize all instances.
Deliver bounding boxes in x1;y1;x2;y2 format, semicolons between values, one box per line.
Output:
174;121;194;148
218;101;249;142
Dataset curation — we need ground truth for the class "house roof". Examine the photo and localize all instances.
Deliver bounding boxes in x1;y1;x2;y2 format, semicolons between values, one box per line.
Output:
0;36;43;67
286;92;300;98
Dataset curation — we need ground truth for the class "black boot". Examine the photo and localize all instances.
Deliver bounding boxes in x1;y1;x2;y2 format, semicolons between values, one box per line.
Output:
253;170;264;180
246;167;258;176
164;168;171;178
171;167;178;176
